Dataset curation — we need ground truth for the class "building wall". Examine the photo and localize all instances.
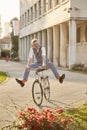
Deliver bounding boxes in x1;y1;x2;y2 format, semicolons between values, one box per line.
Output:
1;43;12;50
19;0;87;69
2;22;11;38
20;0;70;37
76;22;87;65
71;0;87;19
0;16;1;55
77;43;87;64
1;35;12;51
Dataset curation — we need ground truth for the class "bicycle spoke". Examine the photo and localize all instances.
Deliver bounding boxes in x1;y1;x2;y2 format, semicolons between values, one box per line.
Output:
32;80;43;106
43;78;50;100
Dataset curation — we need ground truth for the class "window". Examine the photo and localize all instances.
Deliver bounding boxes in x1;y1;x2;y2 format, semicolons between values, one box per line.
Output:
85;25;87;42
48;0;52;10
54;0;59;6
62;0;66;2
20;16;22;29
38;0;41;16
31;7;33;21
20;15;23;28
27;9;30;23
77;27;81;43
34;3;37;19
43;0;46;13
23;14;25;27
25;12;27;26
8;44;10;48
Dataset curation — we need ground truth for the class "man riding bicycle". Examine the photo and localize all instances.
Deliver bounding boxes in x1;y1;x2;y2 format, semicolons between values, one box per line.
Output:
16;39;65;87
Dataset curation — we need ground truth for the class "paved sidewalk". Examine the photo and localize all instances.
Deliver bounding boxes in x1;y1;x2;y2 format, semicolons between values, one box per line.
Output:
0;60;87;124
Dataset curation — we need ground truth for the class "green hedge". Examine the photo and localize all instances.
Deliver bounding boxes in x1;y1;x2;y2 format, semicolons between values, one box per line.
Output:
65;104;87;130
0;72;7;83
1;50;10;57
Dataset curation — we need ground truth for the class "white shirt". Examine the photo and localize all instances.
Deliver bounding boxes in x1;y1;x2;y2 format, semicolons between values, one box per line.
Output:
29;46;46;59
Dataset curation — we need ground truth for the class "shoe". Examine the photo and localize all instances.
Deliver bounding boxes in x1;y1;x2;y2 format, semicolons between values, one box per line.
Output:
59;74;65;83
15;78;24;87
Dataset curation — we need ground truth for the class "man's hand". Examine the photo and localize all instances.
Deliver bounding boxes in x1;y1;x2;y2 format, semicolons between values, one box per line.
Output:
26;58;32;70
42;55;46;68
26;64;30;69
26;64;30;72
42;63;46;68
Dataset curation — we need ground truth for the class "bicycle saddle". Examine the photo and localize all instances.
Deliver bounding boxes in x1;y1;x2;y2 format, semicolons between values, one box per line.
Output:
36;66;47;74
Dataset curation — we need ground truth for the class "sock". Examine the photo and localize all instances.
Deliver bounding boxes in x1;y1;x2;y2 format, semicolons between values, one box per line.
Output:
57;76;60;79
22;79;26;84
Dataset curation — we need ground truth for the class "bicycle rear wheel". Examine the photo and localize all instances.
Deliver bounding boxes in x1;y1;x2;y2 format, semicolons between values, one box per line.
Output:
43;77;50;100
32;80;43;106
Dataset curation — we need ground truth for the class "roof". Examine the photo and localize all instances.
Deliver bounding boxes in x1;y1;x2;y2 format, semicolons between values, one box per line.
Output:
1;35;11;44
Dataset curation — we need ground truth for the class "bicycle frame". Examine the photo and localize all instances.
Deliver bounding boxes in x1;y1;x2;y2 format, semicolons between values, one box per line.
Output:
32;68;50;106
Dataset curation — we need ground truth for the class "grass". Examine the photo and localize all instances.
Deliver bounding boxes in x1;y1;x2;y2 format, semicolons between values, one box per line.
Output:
0;71;7;83
0;69;87;129
70;70;87;75
65;103;87;130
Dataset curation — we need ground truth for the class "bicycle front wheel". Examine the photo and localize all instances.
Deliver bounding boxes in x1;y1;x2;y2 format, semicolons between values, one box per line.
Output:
32;80;43;106
44;77;50;100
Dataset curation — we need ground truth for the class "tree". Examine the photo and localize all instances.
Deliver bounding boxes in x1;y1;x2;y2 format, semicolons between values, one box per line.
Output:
10;17;19;58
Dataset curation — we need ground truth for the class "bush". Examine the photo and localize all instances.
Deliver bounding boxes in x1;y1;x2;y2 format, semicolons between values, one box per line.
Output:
14;57;19;62
1;50;10;57
65;104;87;130
83;67;87;72
0;107;74;130
1;100;87;130
71;63;84;71
0;71;7;83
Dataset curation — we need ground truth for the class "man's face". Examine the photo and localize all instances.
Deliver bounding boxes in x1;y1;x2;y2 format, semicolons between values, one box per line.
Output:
33;41;39;49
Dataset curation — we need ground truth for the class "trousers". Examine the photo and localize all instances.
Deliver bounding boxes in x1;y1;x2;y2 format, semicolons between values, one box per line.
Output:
23;60;59;81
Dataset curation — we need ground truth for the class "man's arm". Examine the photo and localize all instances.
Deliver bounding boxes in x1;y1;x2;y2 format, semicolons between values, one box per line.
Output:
42;46;46;67
26;58;32;69
26;48;33;69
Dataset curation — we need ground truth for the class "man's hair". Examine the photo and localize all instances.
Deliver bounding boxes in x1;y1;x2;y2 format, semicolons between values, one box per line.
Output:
31;39;38;46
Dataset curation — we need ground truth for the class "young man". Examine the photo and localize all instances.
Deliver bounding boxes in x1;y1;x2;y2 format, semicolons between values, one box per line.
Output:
16;39;65;87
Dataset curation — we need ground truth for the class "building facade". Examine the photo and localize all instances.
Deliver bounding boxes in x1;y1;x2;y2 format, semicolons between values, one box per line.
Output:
1;35;12;52
2;22;11;38
0;16;1;55
0;22;12;56
19;0;87;69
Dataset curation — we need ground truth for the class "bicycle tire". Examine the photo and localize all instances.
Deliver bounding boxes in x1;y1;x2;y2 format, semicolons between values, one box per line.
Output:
32;80;43;106
43;77;50;100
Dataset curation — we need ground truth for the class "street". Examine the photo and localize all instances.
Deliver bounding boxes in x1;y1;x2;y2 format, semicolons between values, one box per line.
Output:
0;60;87;124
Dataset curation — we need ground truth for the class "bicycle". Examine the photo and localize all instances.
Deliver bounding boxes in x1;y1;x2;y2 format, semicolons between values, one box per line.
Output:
32;67;50;106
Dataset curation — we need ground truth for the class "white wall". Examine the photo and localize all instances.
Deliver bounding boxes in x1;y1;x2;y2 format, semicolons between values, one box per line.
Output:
20;0;70;37
76;43;87;64
71;0;87;19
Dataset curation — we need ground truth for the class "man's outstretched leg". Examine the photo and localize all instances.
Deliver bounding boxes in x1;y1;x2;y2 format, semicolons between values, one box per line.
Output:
15;68;29;87
16;78;25;87
15;62;41;87
46;61;65;83
58;74;65;83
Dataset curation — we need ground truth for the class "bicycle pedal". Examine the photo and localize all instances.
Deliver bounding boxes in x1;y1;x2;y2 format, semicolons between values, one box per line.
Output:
44;87;50;90
37;97;40;99
45;76;49;79
41;76;44;79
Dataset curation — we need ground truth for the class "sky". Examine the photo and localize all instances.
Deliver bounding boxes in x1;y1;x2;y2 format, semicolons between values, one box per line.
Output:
0;0;19;22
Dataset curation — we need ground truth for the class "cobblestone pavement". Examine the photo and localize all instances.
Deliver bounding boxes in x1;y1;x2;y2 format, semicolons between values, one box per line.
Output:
0;60;87;124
